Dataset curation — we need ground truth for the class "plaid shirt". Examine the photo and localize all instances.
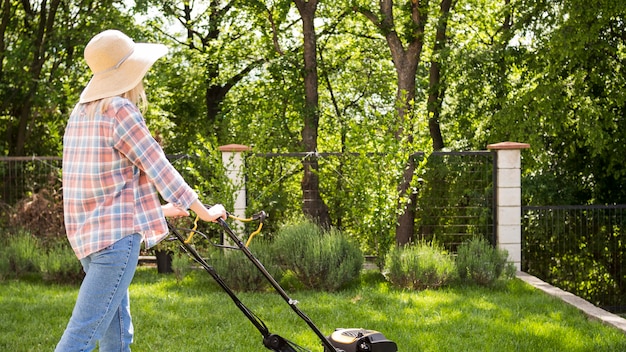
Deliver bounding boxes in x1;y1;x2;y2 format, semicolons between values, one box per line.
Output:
63;97;198;259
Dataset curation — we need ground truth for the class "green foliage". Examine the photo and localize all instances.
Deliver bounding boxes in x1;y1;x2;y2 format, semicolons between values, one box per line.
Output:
522;207;626;309
0;1;138;156
277;269;306;291
383;241;456;290
37;241;84;284
414;152;494;249
208;238;282;292
456;236;514;286
272;219;363;291
243;155;304;237
0;253;8;281
1;230;40;278
165;144;232;209
445;0;626;206
0;230;82;283
245;151;406;266
321;151;405;268
171;252;191;283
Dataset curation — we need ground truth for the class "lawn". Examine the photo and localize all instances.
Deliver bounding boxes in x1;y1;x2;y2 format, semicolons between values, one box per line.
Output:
1;267;625;351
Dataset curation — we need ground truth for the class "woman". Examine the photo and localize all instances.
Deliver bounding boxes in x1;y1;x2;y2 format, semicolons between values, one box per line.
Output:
56;29;227;351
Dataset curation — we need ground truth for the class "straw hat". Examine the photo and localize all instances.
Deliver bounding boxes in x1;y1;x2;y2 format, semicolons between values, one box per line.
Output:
79;30;168;104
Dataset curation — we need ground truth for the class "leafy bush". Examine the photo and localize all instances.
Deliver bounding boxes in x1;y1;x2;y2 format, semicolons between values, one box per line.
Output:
0;229;82;283
0;249;9;280
456;236;515;286
37;240;84;283
2;230;40;278
0;230;74;283
383;241;456;290
208;238;282;292
272;220;363;291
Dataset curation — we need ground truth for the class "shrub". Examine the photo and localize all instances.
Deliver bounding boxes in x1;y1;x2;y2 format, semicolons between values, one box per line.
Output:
3;230;40;277
456;236;515;286
383;241;456;290
37;240;84;284
272;220;363;291
0;229;83;283
208;238;282;292
0;242;11;281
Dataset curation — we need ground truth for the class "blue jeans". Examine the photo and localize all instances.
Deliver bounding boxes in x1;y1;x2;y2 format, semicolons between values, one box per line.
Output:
55;233;141;352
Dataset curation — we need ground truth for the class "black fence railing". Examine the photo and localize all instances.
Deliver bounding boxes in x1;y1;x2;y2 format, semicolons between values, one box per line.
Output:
522;205;626;313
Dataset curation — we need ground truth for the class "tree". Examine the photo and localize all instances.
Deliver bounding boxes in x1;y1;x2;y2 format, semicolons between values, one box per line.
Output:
136;0;332;225
292;0;331;227
0;1;140;205
0;0;136;156
510;0;626;205
426;0;452;151
445;0;626;205
355;0;457;244
1;0;63;156
135;0;266;142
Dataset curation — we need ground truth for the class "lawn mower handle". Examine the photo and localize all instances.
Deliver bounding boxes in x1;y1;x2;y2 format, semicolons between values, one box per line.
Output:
168;212;397;352
216;217;341;352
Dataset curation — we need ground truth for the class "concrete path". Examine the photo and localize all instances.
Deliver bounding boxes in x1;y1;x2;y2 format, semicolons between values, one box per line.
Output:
517;271;626;334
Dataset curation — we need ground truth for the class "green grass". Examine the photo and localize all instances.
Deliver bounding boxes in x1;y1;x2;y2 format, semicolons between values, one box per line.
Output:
1;268;625;351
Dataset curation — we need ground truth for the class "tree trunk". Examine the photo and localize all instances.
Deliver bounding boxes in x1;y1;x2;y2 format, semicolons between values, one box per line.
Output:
11;0;61;156
380;0;426;245
427;0;453;151
360;0;453;244
294;0;331;228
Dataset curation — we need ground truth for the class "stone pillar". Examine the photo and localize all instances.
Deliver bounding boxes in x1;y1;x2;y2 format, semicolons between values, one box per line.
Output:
487;141;530;270
218;144;251;236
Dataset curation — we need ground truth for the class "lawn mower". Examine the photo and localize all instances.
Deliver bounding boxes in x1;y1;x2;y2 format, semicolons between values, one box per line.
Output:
166;209;397;352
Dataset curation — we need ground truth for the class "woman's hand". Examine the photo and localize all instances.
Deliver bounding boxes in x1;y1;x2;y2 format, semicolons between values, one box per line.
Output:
161;203;190;218
189;200;227;222
206;204;228;222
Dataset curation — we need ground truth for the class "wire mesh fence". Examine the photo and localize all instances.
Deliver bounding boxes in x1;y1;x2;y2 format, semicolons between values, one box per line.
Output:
414;151;495;250
522;205;626;312
3;154;624;312
0;152;496;254
243;151;495;254
0;156;62;205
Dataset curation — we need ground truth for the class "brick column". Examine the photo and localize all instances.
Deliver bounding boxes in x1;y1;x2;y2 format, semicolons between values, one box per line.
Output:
218;144;251;236
487;141;530;270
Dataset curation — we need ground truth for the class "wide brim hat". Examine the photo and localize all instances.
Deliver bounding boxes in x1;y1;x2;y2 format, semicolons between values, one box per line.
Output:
79;29;168;104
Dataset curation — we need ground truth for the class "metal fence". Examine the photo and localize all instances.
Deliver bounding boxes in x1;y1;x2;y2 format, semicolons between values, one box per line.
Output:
243;150;495;252
522;205;626;312
0;155;192;205
413;151;495;249
1;152;496;253
0;156;62;205
3;155;624;311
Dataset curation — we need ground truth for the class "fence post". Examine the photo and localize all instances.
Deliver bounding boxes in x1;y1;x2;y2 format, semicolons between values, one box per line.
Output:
218;144;251;236
487;141;530;271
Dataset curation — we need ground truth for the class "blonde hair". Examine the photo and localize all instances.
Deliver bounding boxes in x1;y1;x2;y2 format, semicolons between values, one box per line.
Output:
82;81;147;119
